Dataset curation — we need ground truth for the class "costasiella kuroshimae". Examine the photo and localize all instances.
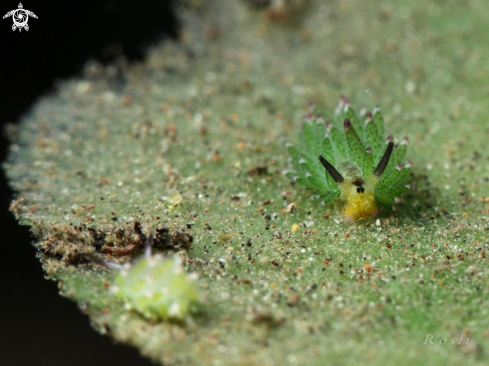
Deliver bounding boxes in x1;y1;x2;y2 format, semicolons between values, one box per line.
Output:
286;98;412;221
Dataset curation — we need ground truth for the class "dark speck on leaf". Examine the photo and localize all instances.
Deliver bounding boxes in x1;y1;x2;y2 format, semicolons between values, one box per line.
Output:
111;217;118;221
249;165;268;177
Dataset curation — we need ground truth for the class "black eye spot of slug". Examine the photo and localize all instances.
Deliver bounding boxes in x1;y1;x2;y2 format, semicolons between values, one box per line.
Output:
356;187;365;193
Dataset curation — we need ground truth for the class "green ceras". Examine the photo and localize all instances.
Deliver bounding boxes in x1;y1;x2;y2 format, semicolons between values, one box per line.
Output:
286;97;411;221
100;232;200;321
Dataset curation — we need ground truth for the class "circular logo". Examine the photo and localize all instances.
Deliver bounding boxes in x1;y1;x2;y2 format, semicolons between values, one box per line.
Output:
12;9;28;28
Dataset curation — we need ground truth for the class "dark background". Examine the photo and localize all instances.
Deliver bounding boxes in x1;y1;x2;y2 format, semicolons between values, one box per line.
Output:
0;1;178;365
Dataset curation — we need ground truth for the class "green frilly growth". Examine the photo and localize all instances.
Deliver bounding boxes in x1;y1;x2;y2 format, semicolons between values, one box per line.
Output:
112;254;199;321
106;234;200;322
286;97;411;211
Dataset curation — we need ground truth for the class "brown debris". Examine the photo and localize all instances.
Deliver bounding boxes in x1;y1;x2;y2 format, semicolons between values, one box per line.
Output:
154;227;194;251
248;165;268;177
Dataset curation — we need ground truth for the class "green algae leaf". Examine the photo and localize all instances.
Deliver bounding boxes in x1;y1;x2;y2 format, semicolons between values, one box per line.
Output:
344;119;366;169
306;173;329;191
314;121;326;153
345;107;363;139
364;113;383;157
5;0;489;365
376;165;401;190
328;125;348;161
362;147;375;178
320;133;335;165
300;121;316;154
